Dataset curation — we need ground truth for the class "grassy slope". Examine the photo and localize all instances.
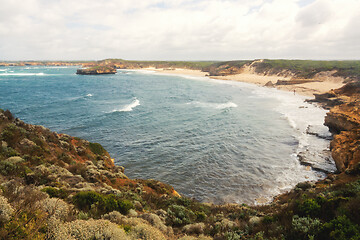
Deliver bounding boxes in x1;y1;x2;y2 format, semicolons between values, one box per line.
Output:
252;60;360;80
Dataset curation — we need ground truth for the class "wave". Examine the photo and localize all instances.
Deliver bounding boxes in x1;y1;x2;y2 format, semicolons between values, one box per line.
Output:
251;87;336;173
187;101;238;109
112;98;140;112
86;94;93;97
0;73;46;76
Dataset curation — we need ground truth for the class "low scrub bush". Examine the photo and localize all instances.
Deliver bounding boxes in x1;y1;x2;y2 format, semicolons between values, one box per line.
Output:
1;124;26;147
72;191;133;216
291;215;321;239
167;204;195;227
41;187;68;199
89;142;106;155
297;198;321;217
318;215;360;240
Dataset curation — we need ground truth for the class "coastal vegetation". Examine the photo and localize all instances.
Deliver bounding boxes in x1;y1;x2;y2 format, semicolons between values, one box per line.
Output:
0;77;359;240
251;60;360;80
3;58;360;82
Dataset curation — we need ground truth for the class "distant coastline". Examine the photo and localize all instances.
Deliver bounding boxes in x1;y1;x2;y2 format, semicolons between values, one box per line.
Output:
139;67;345;97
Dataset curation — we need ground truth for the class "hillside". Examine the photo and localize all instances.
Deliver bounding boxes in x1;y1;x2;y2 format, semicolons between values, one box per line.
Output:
203;60;360;82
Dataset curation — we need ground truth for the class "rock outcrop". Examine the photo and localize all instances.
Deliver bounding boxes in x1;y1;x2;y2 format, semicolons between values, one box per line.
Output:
76;66;117;75
319;82;360;172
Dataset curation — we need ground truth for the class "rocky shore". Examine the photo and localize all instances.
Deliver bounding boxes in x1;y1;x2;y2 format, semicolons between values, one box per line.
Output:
312;82;360;173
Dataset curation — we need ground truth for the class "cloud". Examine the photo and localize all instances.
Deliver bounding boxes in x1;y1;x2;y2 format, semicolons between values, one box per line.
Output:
0;0;359;60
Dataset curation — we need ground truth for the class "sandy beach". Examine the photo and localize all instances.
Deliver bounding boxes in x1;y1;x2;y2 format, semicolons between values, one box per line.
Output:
144;67;345;97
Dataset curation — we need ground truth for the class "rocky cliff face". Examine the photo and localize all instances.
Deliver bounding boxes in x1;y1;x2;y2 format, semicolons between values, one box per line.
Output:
320;82;360;172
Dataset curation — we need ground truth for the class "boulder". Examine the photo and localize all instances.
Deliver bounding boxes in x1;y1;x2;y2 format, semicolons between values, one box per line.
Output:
264;81;274;87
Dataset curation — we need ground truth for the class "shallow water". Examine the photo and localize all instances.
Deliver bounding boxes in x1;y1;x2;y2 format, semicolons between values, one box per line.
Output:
0;66;335;204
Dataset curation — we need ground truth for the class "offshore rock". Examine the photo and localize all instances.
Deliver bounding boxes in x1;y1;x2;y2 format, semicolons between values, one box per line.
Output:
76;66;116;75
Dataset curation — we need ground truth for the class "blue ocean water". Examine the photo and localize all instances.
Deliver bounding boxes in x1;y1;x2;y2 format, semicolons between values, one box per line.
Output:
0;66;335;204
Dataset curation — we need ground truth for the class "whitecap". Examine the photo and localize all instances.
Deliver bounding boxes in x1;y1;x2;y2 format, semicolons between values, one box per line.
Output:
112;98;140;112
86;94;93;97
0;73;46;76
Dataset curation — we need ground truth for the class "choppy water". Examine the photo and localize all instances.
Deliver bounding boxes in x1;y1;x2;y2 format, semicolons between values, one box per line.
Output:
0;66;335;204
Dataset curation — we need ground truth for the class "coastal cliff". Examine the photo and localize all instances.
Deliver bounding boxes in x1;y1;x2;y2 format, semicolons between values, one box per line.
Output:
316;82;360;172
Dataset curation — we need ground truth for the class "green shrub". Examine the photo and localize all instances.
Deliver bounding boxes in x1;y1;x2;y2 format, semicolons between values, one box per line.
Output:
166;204;195;226
117;199;133;215
291;215;321;238
1;147;19;158
0;161;19;176
57;153;72;164
195;211;207;221
262;215;276;224
318;215;360;240
298;198;321;217
72;191;133;216
89;142;106;155
1;124;26;147
72;191;103;211
224;230;243;240
41;187;68;199
121;224;132;233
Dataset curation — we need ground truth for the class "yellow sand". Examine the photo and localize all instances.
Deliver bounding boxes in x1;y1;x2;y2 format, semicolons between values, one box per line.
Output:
144;67;345;97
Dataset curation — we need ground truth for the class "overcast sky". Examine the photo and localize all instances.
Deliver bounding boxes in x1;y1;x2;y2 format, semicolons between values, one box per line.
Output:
0;0;359;61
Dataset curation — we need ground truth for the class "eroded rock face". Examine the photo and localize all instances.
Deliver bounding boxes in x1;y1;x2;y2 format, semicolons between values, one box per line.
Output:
322;81;360;172
325;104;360;134
330;130;360;172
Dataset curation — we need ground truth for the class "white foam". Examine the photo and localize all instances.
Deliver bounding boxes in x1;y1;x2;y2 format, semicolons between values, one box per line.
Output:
187;101;238;109
250;87;336;171
86;94;93;97
0;73;46;76
112;98;140;112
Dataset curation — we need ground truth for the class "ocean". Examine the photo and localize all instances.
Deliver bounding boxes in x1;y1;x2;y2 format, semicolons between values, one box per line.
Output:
0;66;336;204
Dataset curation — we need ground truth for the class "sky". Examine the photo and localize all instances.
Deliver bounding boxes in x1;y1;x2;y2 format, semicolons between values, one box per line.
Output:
0;0;359;61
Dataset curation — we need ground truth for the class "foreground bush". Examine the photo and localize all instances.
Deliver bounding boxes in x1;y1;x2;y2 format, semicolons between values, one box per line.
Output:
72;191;133;216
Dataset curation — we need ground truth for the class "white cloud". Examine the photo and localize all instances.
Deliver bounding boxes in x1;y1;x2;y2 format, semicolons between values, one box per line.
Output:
0;0;359;60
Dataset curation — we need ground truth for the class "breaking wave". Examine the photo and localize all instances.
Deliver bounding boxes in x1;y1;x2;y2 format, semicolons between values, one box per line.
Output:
112;98;140;112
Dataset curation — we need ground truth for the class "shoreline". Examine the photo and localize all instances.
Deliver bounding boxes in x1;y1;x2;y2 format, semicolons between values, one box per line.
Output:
131;67;336;205
141;67;345;97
